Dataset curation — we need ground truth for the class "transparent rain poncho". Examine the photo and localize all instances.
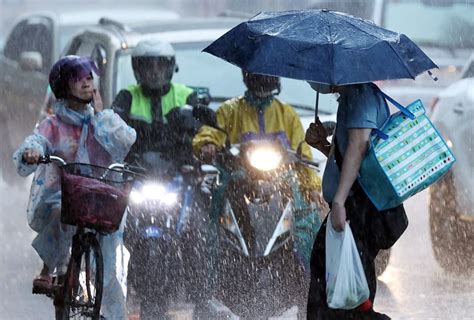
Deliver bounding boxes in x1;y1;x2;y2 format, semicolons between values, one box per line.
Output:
13;100;136;319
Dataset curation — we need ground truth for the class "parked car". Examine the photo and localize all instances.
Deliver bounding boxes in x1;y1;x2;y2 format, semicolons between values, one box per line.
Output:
429;54;473;273
375;0;473;110
0;7;179;183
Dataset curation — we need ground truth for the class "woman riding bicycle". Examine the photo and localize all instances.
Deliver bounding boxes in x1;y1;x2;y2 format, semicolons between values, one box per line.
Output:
13;55;137;319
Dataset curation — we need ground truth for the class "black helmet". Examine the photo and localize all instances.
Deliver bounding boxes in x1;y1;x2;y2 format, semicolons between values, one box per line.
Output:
49;55;99;100
132;39;176;90
242;71;281;96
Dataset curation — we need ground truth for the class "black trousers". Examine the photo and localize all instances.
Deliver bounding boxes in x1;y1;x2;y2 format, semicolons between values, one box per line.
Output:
307;183;407;320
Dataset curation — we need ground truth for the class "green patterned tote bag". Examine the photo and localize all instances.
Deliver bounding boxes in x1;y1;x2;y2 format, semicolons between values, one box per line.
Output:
358;91;456;210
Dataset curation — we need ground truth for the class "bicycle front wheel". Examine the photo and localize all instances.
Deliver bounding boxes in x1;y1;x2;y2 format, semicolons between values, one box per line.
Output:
57;232;104;320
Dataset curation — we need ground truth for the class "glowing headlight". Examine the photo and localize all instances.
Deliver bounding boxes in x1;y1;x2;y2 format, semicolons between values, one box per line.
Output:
130;182;178;206
130;190;146;204
142;183;166;200
162;192;178;206
248;147;282;171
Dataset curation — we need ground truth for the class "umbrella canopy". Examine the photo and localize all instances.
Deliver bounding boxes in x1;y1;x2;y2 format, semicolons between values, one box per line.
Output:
203;9;438;85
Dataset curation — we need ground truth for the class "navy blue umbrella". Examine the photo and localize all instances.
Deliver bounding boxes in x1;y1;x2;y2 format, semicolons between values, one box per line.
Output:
204;9;437;85
204;9;437;116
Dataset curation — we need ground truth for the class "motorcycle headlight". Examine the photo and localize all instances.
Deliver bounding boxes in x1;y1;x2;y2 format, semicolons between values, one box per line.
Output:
130;190;146;204
247;147;282;171
162;192;178;206
142;183;166;200
130;182;178;206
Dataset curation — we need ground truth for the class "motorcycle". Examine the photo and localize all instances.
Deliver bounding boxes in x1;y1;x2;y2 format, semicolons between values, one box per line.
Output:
203;138;322;319
124;106;213;319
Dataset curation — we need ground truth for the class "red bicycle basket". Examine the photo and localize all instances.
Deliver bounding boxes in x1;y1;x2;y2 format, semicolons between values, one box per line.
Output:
60;163;134;234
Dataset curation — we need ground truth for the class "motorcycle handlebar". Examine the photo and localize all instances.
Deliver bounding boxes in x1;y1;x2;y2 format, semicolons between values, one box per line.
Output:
124;164;147;175
286;150;320;169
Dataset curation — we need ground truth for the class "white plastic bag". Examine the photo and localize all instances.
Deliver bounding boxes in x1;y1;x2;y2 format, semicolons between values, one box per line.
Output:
325;213;370;309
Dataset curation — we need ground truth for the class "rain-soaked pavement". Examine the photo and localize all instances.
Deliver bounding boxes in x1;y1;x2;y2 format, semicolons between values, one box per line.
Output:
1;176;473;319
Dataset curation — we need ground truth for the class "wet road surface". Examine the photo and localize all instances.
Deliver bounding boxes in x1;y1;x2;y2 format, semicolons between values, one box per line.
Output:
0;177;473;319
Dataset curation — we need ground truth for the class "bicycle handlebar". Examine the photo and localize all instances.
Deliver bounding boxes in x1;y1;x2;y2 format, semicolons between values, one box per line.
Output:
38;154;141;173
38;155;66;166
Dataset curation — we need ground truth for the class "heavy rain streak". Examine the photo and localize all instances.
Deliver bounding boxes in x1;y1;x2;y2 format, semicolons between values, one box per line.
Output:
0;0;473;319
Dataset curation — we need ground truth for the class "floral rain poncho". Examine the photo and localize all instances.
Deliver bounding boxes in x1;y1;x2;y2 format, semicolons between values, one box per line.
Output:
13;101;136;319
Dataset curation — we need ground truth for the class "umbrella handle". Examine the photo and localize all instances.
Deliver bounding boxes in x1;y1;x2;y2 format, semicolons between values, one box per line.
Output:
314;89;320;123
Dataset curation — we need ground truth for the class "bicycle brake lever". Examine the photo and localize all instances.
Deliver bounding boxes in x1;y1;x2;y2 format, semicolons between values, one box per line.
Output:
38;154;51;164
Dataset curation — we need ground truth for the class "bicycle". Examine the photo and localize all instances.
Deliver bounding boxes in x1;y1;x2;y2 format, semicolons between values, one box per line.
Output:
34;155;138;320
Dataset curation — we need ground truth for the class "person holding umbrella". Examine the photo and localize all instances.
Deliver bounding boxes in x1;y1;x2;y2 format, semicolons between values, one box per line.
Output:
305;82;395;319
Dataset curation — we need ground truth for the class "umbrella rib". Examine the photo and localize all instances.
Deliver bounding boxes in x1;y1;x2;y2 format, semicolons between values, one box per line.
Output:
332;12;417;80
384;39;417;79
330;25;335;84
333;11;389;41
324;12;336;84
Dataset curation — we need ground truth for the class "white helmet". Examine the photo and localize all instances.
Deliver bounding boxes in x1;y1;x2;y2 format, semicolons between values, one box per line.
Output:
132;39;177;89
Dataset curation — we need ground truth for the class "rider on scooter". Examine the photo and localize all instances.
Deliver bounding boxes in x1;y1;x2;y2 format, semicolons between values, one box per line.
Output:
193;71;326;267
113;39;213;319
112;39;198;159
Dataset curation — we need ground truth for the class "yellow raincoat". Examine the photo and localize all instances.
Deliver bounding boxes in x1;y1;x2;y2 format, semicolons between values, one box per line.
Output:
193;96;321;192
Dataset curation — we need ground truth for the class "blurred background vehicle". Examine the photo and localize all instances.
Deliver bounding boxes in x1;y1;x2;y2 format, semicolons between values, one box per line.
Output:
429;54;473;273
374;0;473;110
0;7;179;184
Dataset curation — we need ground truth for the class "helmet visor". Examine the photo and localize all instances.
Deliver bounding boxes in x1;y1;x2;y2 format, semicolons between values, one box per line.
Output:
243;73;280;95
68;57;100;83
133;56;175;88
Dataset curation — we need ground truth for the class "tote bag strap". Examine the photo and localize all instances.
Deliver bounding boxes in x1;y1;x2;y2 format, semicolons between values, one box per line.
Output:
370;85;416;140
373;85;416;120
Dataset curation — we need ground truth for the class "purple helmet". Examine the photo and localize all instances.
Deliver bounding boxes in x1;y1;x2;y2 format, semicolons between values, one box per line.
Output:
49;56;99;99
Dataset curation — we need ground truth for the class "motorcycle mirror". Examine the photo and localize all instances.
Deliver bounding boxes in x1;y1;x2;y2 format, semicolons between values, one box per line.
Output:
201;164;219;174
189;86;211;107
192;105;232;149
193;105;218;128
